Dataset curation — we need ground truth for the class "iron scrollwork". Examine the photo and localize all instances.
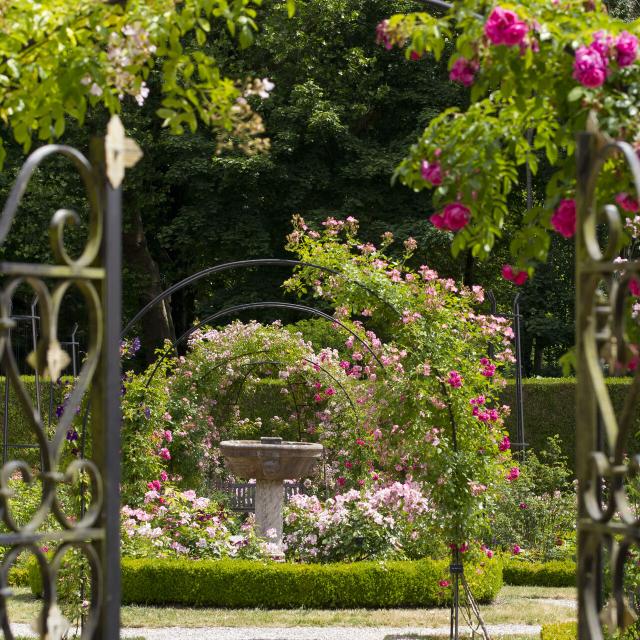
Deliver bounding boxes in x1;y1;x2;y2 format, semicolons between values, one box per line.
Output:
0;116;140;640
577;132;640;639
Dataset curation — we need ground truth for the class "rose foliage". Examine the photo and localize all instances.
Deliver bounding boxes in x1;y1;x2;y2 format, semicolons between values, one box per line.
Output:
381;1;640;277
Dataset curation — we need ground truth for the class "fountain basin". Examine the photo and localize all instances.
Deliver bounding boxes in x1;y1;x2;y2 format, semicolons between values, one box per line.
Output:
220;438;323;481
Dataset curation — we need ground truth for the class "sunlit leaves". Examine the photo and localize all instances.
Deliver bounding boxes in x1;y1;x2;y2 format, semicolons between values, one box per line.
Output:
0;0;281;167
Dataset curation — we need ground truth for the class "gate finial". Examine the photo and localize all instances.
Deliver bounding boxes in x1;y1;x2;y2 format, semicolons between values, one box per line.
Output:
105;115;143;188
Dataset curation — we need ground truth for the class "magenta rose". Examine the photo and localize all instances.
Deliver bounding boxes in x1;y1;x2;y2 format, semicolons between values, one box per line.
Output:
551;199;577;238
502;264;528;286
573;45;607;88
449;57;479;87
441;202;471;230
616;192;640;212
430;203;471;231
616;31;638;67
592;31;613;59
421;160;443;185
484;7;529;47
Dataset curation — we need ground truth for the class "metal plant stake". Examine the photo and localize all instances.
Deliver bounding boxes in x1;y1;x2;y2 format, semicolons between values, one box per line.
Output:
576;130;640;639
0;116;140;640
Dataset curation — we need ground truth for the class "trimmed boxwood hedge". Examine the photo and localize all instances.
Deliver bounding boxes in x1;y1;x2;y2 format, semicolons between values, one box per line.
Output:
501;378;640;471
541;622;576;639
30;557;502;608
503;559;576;587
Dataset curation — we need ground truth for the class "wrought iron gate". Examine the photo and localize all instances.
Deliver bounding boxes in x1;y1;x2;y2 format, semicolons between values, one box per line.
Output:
0;116;140;640
577;131;640;638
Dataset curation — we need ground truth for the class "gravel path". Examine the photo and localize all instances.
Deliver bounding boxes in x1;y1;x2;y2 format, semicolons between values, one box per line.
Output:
11;622;543;638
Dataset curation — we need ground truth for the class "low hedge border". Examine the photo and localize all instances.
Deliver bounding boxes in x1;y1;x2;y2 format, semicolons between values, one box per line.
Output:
541;622;576;639
502;559;576;587
30;557;502;609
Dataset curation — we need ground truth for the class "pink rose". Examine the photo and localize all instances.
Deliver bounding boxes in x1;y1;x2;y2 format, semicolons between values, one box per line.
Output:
499;435;511;452
629;278;640;297
551;199;577;238
449;57;479;87
160;470;168;482
438;579;450;588
159;447;171;461
507;466;520;481
616;31;638;67
592;31;613;59
616;192;639;212
447;370;463;388
486;549;494;559
512;544;522;555
573;45;607;88
502;265;528;286
421;160;443;185
484;7;529;47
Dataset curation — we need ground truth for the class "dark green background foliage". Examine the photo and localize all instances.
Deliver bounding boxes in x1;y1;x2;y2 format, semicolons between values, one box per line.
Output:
501;378;640;469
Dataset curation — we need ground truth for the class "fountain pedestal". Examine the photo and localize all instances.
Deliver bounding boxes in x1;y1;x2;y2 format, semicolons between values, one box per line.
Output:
220;436;323;558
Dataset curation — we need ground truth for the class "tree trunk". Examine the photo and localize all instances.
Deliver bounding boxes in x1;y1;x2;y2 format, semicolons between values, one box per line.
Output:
122;207;175;361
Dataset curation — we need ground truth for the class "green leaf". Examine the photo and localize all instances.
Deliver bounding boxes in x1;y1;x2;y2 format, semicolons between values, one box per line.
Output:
567;86;585;102
287;0;296;18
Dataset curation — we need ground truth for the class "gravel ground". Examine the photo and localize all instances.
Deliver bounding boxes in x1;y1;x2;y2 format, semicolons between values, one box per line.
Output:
11;622;542;638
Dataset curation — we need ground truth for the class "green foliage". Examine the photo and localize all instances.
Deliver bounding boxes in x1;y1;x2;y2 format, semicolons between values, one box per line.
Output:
502;559;576;587
541;622;577;640
8;566;30;587
0;0;276;164
93;557;500;608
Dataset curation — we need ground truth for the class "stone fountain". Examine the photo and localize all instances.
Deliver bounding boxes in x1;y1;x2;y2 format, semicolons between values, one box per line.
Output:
220;436;323;558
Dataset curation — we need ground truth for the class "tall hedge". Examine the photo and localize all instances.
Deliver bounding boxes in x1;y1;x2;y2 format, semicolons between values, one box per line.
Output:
501;378;640;470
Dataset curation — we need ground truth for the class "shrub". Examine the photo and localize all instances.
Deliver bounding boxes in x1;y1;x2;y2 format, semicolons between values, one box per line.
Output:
29;556;502;608
283;483;444;562
502;559;576;587
541;622;576;640
8;566;29;587
122;485;270;560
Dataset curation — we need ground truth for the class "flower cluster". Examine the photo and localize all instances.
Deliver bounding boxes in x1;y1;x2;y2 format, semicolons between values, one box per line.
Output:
121;484;270;560
573;30;638;88
283;482;440;562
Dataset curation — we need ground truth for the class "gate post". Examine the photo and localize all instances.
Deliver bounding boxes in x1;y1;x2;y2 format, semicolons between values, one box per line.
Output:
0;115;140;640
575;131;640;639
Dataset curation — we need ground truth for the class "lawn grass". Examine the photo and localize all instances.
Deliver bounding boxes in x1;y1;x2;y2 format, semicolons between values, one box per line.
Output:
5;585;576;631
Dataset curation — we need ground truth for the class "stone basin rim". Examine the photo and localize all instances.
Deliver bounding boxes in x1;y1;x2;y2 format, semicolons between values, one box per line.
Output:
220;440;323;454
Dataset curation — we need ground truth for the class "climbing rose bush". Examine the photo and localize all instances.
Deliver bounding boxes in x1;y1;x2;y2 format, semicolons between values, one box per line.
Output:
381;0;640;278
285;215;515;548
283;482;442;562
122;320;369;493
